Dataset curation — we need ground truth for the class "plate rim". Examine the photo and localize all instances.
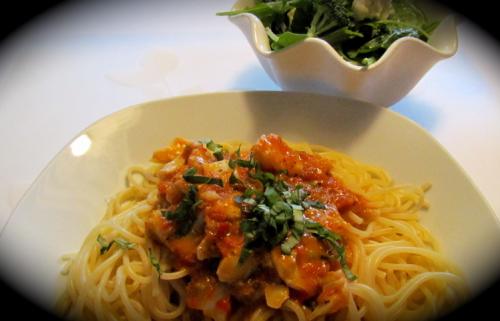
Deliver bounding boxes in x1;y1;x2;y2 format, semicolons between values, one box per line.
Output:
3;91;498;237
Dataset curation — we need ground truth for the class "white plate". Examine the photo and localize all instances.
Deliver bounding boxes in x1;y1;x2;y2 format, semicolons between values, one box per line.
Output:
1;91;499;312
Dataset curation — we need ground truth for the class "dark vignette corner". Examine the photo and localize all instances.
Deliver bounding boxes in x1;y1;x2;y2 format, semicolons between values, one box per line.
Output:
0;0;67;43
435;0;500;41
0;0;498;320
0;280;62;320
1;1;499;42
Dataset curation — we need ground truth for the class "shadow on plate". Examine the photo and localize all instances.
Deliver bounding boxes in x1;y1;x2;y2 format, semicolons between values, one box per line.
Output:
239;91;383;151
392;96;441;132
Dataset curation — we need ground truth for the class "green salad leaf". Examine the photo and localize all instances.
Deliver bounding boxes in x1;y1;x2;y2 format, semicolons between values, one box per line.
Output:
218;0;440;66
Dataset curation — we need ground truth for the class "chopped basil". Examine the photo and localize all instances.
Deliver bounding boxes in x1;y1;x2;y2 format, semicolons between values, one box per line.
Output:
155;139;355;280
202;140;224;161
229;171;244;187
183;167;223;187
292;206;305;235
302;200;327;209
97;234;135;255
148;249;161;274
229;158;256;169
163;184;201;236
287;185;308;204
305;220;356;281
250;168;275;185
244;188;262;198
114;238;136;250
264;186;281;205
281;233;300;254
97;235;113;254
238;247;253;264
234;158;356;280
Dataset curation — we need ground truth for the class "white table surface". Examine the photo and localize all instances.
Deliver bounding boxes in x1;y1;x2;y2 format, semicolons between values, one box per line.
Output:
1;0;499;231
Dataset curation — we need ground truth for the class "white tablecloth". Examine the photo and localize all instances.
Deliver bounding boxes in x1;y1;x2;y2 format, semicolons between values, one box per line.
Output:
1;0;499;230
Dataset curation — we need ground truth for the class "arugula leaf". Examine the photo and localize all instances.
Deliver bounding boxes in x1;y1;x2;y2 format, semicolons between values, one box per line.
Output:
217;0;439;66
345;19;428;64
216;1;291;27
361;56;377;66
183;167;224;187
391;0;429;29
308;0;342;36
321;26;363;45
163;184;201;236
266;28;309;50
349;23;423;59
315;0;352;29
287;1;314;31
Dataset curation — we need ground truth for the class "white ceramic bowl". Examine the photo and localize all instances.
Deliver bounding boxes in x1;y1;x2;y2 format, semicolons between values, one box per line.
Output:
0;92;499;313
228;0;458;106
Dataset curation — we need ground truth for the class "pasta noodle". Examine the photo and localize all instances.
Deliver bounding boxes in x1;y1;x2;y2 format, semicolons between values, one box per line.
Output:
57;134;467;321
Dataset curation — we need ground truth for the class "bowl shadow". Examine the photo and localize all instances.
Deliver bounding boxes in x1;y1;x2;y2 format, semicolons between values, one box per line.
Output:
392;96;442;132
229;64;280;91
238;91;383;151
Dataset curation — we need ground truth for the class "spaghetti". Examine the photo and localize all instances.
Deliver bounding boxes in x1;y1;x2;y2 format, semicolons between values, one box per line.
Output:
57;134;467;321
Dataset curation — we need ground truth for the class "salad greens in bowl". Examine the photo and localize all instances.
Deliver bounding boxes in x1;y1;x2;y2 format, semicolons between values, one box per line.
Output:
218;0;457;105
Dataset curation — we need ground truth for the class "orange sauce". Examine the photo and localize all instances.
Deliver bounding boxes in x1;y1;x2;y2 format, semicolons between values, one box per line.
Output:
147;134;368;318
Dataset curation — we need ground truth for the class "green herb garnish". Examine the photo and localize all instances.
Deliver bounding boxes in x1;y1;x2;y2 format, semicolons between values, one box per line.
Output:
217;0;440;66
183;167;224;187
302;200;327;209
305;220;356;280
148;249;161;274
229;171;244;187
229;157;256;169
234;158;356;280
97;234;135;255
202;140;224;161
162;184;201;236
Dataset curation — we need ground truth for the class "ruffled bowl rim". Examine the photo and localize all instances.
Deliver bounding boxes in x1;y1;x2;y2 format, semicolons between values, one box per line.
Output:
228;11;458;72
